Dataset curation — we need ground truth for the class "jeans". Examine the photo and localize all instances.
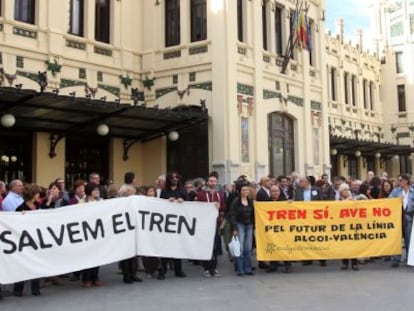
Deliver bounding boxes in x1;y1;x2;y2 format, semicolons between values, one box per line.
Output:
236;223;254;274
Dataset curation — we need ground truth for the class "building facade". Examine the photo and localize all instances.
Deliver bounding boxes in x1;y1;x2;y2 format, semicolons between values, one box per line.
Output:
0;0;411;188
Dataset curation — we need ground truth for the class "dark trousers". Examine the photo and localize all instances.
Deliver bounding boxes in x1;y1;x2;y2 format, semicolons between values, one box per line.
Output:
120;257;138;281
160;258;183;276
14;279;40;295
342;258;358;265
82;267;100;283
203;229;221;272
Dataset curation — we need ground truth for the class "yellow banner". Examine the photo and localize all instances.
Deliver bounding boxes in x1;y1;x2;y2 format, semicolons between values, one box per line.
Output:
255;198;402;261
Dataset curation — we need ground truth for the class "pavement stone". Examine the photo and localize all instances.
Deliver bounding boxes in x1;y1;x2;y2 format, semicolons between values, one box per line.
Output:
0;255;413;311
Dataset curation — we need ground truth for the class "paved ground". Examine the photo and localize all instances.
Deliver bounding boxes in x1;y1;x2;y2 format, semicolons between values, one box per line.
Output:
1;255;413;311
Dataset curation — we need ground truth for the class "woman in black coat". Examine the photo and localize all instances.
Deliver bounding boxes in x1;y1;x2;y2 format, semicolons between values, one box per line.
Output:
14;183;42;297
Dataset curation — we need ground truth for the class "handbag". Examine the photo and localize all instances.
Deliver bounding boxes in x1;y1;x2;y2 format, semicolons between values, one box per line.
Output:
228;235;241;257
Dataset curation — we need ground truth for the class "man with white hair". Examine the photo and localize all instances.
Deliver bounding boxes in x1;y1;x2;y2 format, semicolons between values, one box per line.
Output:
2;179;24;212
155;174;166;198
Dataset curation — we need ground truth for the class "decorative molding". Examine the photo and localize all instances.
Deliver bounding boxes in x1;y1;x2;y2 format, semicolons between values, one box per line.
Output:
98;84;120;97
237;82;254;96
189;45;208;55
46;59;62;77
66;39;86;50
17;70;38;82
287;95;304;107
263;89;281;99
119;74;132;89
13;26;37;39
94;46;113;57
60;78;84;88
155;86;177;99
188;81;212;91
311;100;322;111
163;50;181;59
143;76;156;91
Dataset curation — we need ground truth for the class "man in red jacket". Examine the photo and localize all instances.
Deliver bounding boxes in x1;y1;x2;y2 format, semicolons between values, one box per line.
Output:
196;173;226;277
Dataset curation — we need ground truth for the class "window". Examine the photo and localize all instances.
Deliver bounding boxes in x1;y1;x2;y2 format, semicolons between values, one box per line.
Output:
268;113;295;176
344;72;349;105
330;67;337;101
237;0;244;42
369;81;374;111
69;0;84;36
0;0;2;16
95;0;110;43
14;0;35;24
262;2;268;50
363;79;368;109
351;75;357;106
191;0;207;42
275;6;283;55
395;51;403;73
165;0;180;46
398;84;406;112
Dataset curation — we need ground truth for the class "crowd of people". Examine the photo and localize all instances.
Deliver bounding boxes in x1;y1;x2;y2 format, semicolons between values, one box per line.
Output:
0;169;412;300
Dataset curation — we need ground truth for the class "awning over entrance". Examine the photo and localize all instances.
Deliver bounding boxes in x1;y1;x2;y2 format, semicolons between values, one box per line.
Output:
330;135;414;157
0;87;208;141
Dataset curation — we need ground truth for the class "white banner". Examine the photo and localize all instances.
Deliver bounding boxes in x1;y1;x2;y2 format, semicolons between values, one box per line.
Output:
408;222;414;266
0;196;217;284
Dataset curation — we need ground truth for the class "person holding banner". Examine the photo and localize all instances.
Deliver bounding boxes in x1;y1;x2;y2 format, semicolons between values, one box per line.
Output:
294;176;327;267
269;184;292;273
160;171;188;278
229;181;255;276
81;183;104;288
389;174;414;268
339;183;360;271
196;173;225;278
14;183;42;297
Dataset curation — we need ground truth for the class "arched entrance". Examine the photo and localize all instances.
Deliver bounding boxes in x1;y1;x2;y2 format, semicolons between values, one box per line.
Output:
268;112;295;176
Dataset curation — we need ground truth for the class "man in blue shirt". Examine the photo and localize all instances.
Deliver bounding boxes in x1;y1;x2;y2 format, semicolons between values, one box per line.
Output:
2;179;24;212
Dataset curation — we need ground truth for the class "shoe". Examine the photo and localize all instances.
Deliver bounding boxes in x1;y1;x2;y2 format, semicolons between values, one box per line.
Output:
93;280;103;287
320;261;327;267
13;291;23;297
175;272;186;278
123;278;133;284
246;272;254;276
237;273;244;277
32;291;41;296
391;262;400;268
341;264;348;270
351;264;359;271
203;270;212;278
213;269;221;277
82;281;92;288
132;276;143;282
